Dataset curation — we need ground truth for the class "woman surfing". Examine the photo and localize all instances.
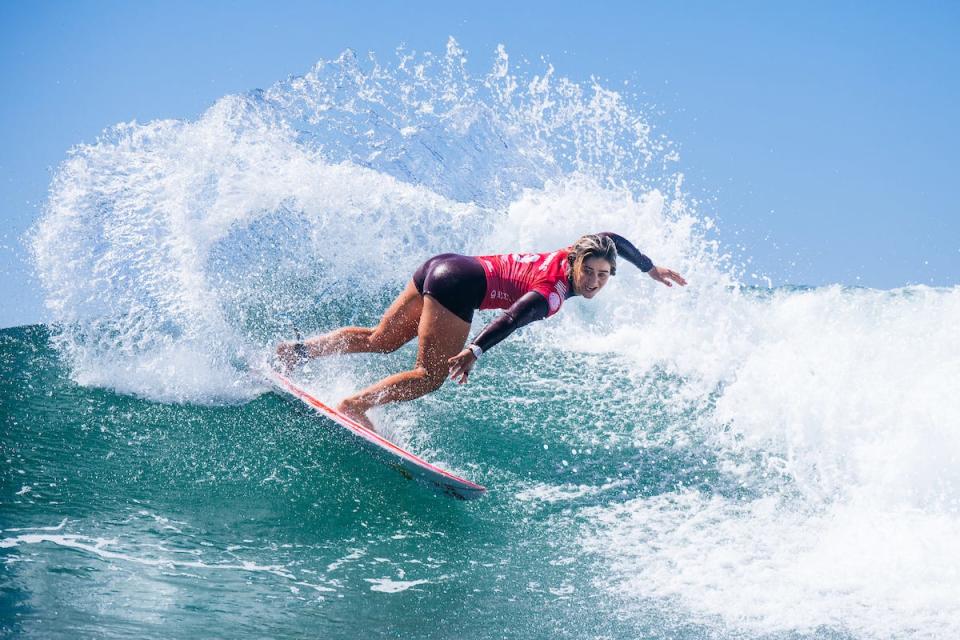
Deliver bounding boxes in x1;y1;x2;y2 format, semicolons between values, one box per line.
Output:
275;232;686;431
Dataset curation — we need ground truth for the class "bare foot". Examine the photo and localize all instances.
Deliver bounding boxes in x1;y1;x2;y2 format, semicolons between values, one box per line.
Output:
336;398;377;433
276;341;302;373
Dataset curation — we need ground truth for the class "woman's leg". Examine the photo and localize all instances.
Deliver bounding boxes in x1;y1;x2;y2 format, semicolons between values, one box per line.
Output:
336;295;471;431
277;280;423;367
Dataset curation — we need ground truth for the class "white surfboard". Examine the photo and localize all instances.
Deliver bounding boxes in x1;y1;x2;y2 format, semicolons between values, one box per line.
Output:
260;366;486;500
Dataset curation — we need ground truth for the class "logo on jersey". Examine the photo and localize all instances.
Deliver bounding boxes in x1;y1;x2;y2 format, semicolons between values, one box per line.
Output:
538;251;559;271
548;291;562;313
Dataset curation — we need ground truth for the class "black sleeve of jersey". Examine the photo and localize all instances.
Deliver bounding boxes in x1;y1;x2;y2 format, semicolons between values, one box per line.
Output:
470;291;550;354
599;231;655;272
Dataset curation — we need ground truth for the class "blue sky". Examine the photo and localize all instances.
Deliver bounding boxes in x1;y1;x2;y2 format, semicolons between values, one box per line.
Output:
2;0;958;327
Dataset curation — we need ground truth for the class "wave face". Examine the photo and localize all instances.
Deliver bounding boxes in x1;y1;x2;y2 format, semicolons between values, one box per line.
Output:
19;39;960;638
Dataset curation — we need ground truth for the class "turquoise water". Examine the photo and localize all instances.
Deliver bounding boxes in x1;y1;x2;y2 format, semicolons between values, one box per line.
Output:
2;324;716;639
5;42;960;638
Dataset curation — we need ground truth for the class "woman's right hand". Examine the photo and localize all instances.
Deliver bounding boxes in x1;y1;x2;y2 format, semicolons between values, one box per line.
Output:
448;349;477;385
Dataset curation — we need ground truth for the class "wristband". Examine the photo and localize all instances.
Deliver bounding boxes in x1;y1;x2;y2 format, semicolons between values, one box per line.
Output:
468;344;483;359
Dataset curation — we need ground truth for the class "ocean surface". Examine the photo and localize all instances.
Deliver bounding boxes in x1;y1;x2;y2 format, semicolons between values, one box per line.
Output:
4;41;960;639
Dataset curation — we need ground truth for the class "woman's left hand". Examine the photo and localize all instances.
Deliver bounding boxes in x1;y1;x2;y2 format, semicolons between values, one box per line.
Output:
448;349;477;385
647;266;687;287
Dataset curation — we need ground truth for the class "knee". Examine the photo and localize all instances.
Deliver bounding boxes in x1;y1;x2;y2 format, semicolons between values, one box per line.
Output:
415;366;447;391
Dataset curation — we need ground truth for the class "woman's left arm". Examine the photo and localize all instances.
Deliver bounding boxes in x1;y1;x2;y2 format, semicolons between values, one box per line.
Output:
599;231;687;287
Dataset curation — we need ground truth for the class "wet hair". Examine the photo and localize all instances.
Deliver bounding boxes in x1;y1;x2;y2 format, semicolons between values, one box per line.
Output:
568;234;618;277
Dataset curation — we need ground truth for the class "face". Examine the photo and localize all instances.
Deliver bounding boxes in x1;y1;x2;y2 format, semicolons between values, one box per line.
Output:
574;257;612;298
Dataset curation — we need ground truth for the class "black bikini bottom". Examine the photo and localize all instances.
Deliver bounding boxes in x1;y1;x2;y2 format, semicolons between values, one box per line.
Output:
412;253;487;323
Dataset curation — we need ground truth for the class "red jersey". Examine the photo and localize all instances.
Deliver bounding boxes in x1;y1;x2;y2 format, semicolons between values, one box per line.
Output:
475;249;571;317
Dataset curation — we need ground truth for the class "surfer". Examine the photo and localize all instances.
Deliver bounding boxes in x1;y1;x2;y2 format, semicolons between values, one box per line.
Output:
276;233;686;430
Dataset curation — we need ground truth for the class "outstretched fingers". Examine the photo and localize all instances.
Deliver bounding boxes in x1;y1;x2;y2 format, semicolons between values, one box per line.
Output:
649;266;687;287
663;268;687;286
448;349;476;385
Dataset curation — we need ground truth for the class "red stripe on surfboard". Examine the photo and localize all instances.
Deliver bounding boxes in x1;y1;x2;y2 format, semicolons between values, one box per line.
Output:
268;369;485;492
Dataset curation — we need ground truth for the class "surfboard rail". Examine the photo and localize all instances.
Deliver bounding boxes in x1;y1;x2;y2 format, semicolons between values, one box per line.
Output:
260;366;486;500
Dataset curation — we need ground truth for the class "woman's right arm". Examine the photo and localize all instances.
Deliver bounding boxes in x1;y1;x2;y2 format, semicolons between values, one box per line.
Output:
471;291;550;353
448;292;549;384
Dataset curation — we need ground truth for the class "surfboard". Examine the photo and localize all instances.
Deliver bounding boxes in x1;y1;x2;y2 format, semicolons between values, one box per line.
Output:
259;366;487;500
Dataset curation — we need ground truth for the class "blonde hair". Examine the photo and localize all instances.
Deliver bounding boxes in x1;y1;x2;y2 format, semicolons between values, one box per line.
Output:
567;234;618;277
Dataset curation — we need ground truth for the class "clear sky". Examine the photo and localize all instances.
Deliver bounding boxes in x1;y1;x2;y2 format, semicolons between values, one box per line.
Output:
2;0;958;328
